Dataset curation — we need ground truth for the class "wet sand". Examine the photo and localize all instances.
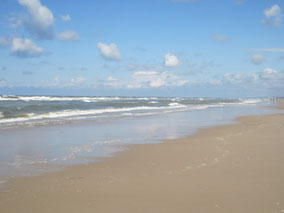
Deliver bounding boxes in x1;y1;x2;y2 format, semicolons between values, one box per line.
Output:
0;102;284;213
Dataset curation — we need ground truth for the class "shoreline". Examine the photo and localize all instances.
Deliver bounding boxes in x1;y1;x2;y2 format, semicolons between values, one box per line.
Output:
1;100;278;180
0;102;284;212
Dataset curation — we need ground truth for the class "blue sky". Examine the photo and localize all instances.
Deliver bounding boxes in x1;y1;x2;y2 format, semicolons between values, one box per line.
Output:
0;0;284;97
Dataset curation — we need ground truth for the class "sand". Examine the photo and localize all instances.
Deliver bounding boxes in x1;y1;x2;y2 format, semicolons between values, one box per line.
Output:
0;103;284;213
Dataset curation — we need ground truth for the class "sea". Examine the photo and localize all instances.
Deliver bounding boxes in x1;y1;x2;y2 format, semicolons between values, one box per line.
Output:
0;95;280;184
0;95;270;129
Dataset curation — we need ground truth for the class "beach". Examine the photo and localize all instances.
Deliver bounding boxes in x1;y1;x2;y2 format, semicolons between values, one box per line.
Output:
0;101;284;212
2;0;284;212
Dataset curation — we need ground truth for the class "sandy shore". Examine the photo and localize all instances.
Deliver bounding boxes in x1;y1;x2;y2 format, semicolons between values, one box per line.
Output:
0;103;284;213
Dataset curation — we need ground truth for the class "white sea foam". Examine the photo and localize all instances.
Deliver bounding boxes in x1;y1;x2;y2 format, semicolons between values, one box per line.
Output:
239;98;262;104
0;104;188;124
0;96;267;128
168;102;186;108
0;95;162;102
0;96;122;102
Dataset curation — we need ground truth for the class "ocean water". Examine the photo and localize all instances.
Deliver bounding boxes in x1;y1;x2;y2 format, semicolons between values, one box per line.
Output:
0;95;266;129
0;95;280;184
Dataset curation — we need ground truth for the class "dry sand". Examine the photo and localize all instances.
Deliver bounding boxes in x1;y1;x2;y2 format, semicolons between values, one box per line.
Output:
0;103;284;213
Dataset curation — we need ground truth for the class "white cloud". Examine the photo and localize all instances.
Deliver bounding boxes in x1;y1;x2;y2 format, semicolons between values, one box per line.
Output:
224;73;258;85
99;76;123;88
223;68;284;89
97;42;122;60
260;68;278;80
177;80;190;86
57;31;80;41
18;0;55;39
127;84;141;89
128;71;188;88
0;37;10;47
128;71;163;88
259;68;284;88
224;73;243;84
164;53;181;67
10;37;44;57
251;54;265;65
61;14;71;22
133;71;158;76
212;33;229;43
262;4;283;27
150;78;165;88
264;4;281;17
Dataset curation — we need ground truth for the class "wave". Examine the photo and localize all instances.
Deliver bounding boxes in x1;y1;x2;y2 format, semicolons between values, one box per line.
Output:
0;96;269;128
0;104;188;124
238;98;263;104
168;102;186;107
0;96;119;102
0;95;162;102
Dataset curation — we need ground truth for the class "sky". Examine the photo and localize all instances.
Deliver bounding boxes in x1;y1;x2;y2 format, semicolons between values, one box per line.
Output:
0;0;284;97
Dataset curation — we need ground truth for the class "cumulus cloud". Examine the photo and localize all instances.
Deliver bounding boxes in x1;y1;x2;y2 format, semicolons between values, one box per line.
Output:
223;68;284;89
164;53;181;67
128;71;161;88
260;68;278;80
61;14;71;22
103;76;123;88
264;5;281;17
262;4;283;27
97;42;122;60
18;0;55;39
212;33;229;43
259;68;284;88
224;73;258;85
251;54;265;65
133;71;158;76
57;31;80;41
127;71;188;88
10;37;44;57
